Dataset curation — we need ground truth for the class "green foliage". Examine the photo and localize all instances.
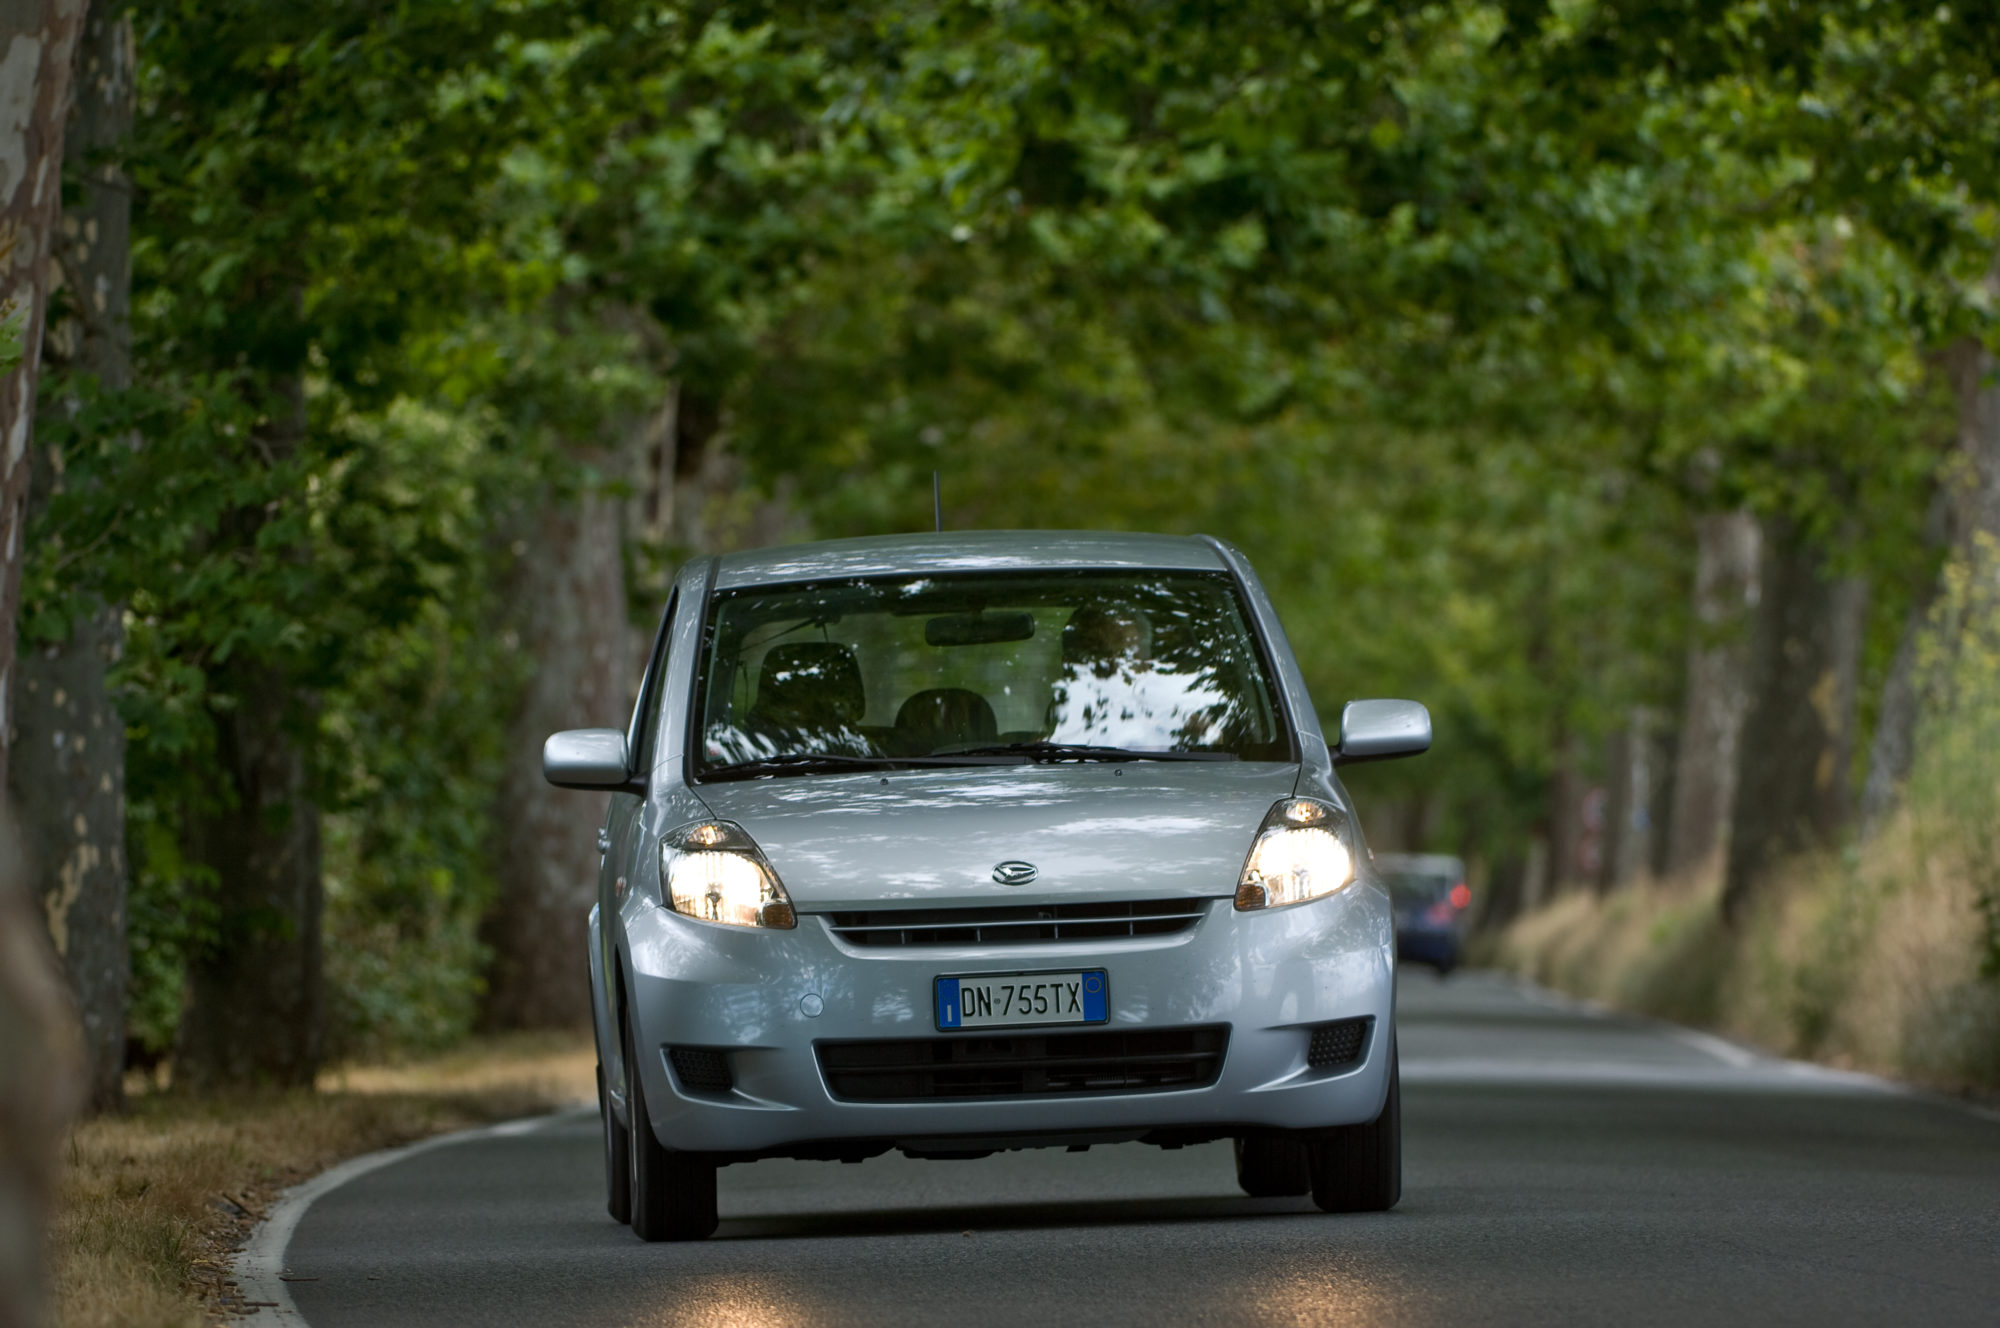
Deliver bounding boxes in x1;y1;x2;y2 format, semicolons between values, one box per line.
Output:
24;0;597;1056
25;0;2000;1058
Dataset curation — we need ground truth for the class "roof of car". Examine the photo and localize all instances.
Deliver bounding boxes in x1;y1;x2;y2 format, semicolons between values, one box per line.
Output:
712;530;1230;589
1374;853;1467;875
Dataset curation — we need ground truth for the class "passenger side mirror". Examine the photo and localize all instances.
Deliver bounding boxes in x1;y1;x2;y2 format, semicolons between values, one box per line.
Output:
544;728;638;790
1336;699;1431;763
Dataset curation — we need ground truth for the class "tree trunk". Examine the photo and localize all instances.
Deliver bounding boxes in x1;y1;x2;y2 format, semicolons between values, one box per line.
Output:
0;0;87;793
1598;706;1657;892
176;381;325;1089
1859;597;1929;831
1941;336;2000;556
1663;511;1760;879
10;2;130;1114
481;478;631;1030
0;816;83;1328
1477;849;1527;931
1722;517;1867;923
1544;728;1582;894
176;659;324;1088
1864;337;2000;826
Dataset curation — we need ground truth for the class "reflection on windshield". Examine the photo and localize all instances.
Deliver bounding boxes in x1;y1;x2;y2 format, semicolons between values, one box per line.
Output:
693;570;1291;775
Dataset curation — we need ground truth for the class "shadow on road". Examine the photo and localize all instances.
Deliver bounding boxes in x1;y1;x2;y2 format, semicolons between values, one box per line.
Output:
712;1191;1342;1242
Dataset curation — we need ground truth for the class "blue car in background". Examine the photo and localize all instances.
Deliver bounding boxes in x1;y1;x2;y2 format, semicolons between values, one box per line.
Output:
1381;853;1471;975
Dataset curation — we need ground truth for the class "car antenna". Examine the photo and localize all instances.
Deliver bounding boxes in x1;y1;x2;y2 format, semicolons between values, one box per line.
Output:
933;470;943;532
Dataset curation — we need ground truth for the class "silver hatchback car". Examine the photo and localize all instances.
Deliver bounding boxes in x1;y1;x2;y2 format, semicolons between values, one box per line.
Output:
545;531;1430;1239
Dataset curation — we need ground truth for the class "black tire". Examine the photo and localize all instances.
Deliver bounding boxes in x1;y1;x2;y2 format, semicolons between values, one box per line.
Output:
622;1000;719;1241
597;1062;632;1225
1234;1135;1313;1197
1309;1039;1401;1213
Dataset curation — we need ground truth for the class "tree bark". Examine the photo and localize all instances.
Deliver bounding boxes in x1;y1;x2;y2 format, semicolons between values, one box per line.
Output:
0;815;83;1328
1863;337;2000;826
0;0;87;793
481;477;631;1030
1544;728;1583;893
1597;706;1657;892
1721;516;1867;923
10;2;129;1114
1663;510;1760;878
176;657;325;1088
1941;336;2000;554
1859;597;1930;831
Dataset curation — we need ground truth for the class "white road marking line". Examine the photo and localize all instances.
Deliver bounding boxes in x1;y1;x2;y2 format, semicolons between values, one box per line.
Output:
235;1107;593;1326
1400;1056;1898;1094
1464;976;2000;1121
1662;1025;1761;1069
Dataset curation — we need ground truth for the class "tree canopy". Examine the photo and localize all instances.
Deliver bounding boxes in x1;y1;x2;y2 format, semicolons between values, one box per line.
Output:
17;0;2000;1070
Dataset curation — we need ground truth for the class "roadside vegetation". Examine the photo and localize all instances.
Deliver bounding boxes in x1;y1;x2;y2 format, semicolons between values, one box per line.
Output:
51;1034;592;1328
1488;544;2000;1095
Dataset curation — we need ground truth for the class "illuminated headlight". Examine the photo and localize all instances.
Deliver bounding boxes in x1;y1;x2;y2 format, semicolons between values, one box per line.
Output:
1234;797;1356;910
661;821;797;929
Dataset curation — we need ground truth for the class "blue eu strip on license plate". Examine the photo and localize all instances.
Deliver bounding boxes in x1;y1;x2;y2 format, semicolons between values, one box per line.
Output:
935;970;1108;1030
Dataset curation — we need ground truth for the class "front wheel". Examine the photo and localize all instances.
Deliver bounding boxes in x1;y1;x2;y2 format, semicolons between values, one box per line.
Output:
1309;1038;1401;1213
622;1001;719;1241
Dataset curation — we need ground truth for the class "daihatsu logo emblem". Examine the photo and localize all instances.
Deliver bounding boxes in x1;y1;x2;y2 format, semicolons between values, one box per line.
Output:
992;860;1038;886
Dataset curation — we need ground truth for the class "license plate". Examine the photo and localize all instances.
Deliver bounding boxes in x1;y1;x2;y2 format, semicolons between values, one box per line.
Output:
935;970;1107;1031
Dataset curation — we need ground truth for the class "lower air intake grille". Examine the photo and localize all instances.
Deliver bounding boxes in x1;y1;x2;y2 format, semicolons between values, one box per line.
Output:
827;898;1206;948
818;1026;1229;1102
1306;1017;1372;1071
667;1047;734;1094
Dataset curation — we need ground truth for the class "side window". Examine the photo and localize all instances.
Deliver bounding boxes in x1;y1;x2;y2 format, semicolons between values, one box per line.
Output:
628;593;677;775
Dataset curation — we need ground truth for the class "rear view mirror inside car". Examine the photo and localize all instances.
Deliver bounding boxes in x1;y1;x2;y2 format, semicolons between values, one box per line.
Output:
925;611;1036;647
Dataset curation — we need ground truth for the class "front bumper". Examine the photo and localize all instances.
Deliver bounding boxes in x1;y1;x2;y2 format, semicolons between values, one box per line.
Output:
1395;924;1462;969
616;881;1397;1156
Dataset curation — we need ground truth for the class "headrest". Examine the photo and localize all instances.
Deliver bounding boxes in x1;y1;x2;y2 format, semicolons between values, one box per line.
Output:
894;688;998;745
755;643;866;725
1061;603;1153;666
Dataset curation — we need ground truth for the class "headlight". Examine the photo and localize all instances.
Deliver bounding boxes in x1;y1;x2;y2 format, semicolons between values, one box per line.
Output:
1234;797;1356;910
661;821;797;929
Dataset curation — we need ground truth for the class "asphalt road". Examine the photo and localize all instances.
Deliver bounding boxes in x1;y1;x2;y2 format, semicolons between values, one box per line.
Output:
283;971;2000;1326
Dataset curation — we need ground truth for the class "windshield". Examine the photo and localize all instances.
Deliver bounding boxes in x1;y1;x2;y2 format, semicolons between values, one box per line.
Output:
1384;871;1455;905
692;569;1293;777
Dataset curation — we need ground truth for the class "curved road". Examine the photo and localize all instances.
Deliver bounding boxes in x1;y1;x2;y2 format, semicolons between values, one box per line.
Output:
280;972;1999;1326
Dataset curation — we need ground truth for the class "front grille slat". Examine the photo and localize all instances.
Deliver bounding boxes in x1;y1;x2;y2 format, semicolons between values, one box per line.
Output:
818;1026;1229;1101
824;1049;1211;1076
827;898;1207;948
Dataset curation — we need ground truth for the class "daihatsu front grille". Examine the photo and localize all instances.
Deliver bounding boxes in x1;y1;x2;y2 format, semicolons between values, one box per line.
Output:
826;898;1207;948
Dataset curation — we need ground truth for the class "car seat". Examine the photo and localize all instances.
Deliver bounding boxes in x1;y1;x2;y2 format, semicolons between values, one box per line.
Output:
747;643;867;741
891;687;997;755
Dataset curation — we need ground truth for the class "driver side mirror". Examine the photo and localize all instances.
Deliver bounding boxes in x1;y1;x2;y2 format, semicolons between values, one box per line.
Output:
543;728;639;791
1336;699;1431;763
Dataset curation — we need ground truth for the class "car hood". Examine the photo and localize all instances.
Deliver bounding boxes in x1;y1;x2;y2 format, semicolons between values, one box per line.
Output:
692;762;1302;912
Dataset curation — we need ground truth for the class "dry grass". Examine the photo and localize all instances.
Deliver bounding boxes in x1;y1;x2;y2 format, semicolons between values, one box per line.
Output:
1483;812;2000;1097
51;1031;594;1328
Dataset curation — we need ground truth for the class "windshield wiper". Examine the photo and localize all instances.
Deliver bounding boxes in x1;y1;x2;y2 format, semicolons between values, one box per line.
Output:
699;752;1030;782
945;741;1237;763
